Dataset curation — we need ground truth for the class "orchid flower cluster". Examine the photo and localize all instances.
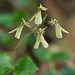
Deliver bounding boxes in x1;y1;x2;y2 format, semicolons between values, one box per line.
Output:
9;4;69;49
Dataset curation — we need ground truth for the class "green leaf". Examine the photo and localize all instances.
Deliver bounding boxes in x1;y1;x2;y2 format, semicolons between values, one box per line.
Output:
13;56;38;75
60;67;75;75
0;52;13;74
33;48;51;61
35;11;42;25
51;52;70;61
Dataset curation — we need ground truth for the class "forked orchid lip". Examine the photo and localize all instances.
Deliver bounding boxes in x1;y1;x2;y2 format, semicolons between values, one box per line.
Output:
9;18;32;39
9;25;24;39
34;28;49;49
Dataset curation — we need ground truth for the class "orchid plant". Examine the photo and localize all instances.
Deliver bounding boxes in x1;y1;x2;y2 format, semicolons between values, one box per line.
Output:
0;4;70;75
9;4;69;49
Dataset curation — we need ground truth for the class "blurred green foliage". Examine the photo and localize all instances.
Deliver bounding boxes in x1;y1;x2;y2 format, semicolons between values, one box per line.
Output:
0;13;14;28
51;52;70;61
26;34;36;45
0;0;35;46
0;52;13;74
33;48;51;61
0;10;27;29
59;67;75;75
17;0;32;6
0;52;38;75
44;71;52;75
13;56;38;75
33;48;70;62
44;67;75;75
0;32;13;46
0;9;28;46
13;10;28;23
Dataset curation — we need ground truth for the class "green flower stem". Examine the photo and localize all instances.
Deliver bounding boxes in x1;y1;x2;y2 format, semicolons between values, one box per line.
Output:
42;11;47;22
48;61;57;75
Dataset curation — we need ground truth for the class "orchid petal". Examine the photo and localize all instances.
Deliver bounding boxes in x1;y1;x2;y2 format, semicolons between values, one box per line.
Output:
55;24;62;38
15;26;23;39
34;34;40;49
61;27;69;34
40;34;49;48
35;11;42;25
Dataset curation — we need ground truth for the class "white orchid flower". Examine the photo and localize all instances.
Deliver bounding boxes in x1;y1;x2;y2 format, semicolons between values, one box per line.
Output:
55;24;69;38
9;18;31;39
9;25;24;39
34;28;49;49
29;4;48;25
49;19;69;39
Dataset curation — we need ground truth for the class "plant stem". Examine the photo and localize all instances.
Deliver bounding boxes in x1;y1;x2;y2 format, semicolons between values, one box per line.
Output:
48;61;57;75
42;11;47;22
